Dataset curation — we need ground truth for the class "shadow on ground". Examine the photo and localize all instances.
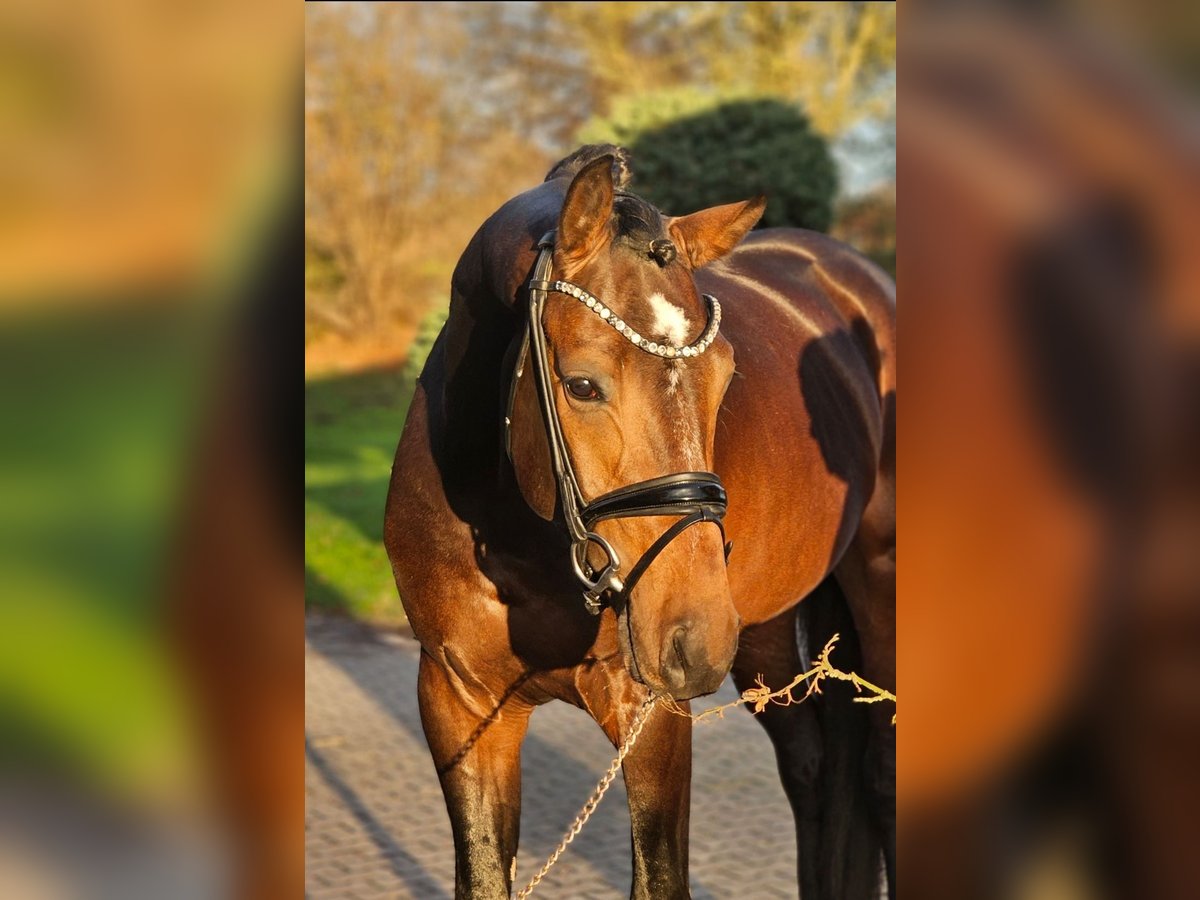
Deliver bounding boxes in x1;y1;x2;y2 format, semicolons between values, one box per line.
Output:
303;608;788;899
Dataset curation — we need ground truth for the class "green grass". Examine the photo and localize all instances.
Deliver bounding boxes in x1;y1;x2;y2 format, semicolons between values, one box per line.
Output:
305;305;446;623
0;306;208;798
305;365;415;623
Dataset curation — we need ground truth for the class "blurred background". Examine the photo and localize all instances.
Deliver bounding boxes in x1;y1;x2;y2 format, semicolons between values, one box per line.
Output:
304;1;897;626
1;0;299;896
899;5;1200;900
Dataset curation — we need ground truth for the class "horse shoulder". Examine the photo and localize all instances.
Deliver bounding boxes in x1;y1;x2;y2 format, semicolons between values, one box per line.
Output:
702;230;895;619
385;347;497;642
722;228;894;396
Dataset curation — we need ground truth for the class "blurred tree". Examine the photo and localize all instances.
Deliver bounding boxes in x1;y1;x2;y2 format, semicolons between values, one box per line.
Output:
539;1;895;138
304;1;894;343
304;4;550;337
582;92;837;230
832;185;896;276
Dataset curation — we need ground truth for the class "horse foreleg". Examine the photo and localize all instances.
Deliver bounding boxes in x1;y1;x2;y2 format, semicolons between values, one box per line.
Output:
731;605;824;900
578;671;693;899
836;523;897;900
623;700;693;899
417;652;532;900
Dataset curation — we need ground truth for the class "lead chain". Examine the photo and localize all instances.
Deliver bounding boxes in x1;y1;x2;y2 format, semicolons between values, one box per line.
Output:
513;693;658;899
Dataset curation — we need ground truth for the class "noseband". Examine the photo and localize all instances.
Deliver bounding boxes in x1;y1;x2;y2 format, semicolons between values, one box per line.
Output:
505;232;731;615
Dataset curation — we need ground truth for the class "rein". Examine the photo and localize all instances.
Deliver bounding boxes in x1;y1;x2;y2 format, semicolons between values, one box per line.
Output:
505;232;731;615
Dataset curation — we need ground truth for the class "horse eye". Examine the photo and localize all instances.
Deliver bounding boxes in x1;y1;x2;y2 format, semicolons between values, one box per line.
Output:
565;377;601;401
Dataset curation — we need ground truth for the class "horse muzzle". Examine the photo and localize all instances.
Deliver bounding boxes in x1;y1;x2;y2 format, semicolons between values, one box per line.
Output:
616;602;739;701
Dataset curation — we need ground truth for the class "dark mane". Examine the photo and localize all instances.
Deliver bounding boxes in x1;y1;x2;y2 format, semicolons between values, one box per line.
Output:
544;144;633;189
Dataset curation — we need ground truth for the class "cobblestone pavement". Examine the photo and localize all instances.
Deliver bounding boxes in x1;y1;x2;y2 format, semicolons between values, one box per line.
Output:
306;614;798;899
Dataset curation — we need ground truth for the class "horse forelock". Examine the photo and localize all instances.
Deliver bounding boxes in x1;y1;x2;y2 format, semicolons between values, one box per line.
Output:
612;192;669;249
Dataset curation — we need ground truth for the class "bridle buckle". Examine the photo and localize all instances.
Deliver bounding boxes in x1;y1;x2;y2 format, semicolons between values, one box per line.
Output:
571;533;623;615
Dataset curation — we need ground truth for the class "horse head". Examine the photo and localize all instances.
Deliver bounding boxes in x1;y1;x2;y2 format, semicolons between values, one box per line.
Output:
507;153;764;700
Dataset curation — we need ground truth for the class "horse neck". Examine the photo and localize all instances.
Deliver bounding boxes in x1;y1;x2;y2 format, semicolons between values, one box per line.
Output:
437;186;561;485
437;285;517;489
431;246;577;592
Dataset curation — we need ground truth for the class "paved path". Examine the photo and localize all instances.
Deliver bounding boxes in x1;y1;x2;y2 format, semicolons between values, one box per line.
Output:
305;614;798;899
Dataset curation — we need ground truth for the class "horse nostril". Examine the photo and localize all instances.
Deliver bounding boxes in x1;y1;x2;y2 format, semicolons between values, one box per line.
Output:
673;630;690;673
660;625;692;690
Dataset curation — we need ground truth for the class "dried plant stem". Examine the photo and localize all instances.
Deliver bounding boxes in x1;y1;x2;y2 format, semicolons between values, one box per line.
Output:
660;633;897;725
514;635;895;896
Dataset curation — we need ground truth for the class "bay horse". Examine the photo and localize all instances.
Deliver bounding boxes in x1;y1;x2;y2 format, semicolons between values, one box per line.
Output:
385;145;895;899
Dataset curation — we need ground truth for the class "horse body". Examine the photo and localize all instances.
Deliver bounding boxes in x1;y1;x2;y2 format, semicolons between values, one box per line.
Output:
702;230;894;625
385;147;894;899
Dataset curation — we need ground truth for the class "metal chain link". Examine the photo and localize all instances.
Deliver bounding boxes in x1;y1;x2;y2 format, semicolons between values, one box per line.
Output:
513;693;658;899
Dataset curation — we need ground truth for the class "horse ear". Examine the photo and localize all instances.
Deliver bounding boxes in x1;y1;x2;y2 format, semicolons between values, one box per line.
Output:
557;154;616;269
668;196;766;268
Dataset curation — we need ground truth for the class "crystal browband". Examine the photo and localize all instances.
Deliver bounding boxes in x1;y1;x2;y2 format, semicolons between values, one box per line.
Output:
550;280;721;358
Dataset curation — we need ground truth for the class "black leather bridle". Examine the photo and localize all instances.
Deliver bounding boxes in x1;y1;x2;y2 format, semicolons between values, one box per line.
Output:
504;232;731;615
